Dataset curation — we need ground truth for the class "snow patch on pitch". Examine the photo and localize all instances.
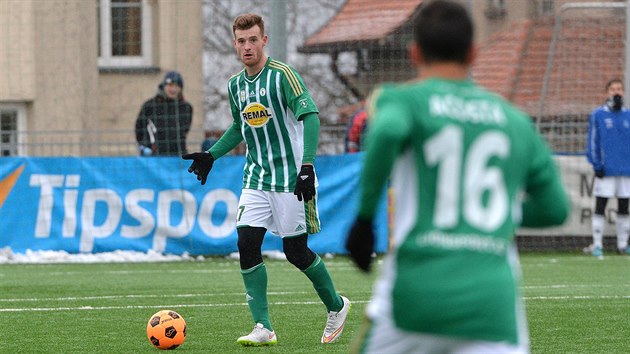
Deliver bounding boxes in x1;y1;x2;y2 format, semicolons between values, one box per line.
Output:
0;248;337;264
0;247;201;264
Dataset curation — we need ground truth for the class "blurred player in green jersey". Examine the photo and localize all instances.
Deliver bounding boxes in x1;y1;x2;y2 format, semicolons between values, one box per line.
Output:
183;13;349;346
345;1;569;353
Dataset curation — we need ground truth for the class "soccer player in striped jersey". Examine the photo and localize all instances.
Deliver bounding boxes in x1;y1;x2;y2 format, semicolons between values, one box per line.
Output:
183;13;350;346
345;1;569;353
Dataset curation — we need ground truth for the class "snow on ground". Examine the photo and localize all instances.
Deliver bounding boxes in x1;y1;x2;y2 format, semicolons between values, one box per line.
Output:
0;247;293;264
0;247;200;264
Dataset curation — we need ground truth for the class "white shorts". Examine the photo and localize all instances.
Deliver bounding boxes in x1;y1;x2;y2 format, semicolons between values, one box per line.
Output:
236;189;321;237
357;315;528;354
593;176;630;198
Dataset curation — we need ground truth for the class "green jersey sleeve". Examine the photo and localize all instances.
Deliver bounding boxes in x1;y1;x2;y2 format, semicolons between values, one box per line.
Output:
301;112;320;164
208;120;243;159
206;83;246;159
521;126;570;227
358;86;412;219
269;61;319;120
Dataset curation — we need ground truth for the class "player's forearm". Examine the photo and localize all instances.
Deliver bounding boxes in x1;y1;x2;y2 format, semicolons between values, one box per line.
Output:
209;122;243;159
358;154;396;219
521;166;570;227
357;98;410;219
358;128;402;220
301;112;320;164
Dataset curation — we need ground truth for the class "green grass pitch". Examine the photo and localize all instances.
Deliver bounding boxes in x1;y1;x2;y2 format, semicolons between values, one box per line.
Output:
1;253;628;353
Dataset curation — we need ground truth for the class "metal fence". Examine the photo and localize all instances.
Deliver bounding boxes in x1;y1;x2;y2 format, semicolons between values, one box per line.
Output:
1;125;349;157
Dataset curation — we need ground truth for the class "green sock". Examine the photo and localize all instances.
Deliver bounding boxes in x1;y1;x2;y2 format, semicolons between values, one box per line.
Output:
241;263;272;331
303;254;343;312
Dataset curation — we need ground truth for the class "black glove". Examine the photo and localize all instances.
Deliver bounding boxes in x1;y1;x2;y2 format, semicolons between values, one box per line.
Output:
607;94;624;111
595;169;605;178
345;217;375;273
182;152;214;185
294;165;315;202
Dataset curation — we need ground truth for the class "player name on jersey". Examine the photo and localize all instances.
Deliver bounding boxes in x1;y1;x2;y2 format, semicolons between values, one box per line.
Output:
429;94;506;125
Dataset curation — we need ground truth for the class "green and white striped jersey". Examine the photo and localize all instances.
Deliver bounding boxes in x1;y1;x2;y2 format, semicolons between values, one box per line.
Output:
227;57;318;192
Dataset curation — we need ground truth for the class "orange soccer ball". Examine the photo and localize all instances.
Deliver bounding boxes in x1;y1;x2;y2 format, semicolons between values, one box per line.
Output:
146;310;187;350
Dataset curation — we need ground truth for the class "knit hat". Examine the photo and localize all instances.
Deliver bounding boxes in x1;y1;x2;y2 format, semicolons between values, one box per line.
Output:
162;71;183;89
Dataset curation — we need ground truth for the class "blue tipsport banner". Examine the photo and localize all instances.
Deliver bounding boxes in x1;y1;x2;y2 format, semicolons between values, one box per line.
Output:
0;155;387;255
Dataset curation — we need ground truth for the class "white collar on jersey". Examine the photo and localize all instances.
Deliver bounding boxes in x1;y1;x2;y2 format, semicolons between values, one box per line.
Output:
243;66;266;83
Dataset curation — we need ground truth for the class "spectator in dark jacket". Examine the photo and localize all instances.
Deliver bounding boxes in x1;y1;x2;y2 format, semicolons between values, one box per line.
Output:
135;71;193;156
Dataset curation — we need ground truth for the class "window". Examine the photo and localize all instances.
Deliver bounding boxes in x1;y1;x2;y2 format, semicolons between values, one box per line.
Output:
0;103;26;156
539;0;554;16
484;0;507;19
98;0;153;68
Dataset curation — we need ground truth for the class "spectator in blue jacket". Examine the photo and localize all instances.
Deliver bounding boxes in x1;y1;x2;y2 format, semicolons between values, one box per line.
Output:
586;78;630;257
